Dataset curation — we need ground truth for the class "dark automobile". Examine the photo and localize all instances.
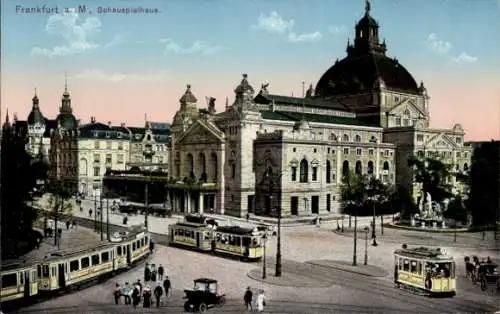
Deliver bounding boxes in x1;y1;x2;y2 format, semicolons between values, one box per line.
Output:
183;278;226;313
477;262;500;291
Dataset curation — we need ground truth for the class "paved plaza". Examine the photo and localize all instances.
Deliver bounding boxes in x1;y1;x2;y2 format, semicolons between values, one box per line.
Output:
15;195;499;313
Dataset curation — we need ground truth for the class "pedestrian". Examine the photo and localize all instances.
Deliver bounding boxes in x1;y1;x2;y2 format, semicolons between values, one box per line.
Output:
144;263;151;282
142;285;152;308
256;289;266;312
163;276;171;298
114;283;121;305
89;209;92;217
132;285;140;308
153;284;163;307
72;220;76;229
149;240;155;254
246;213;250;221
151;264;157;282
158;264;164;281
244;287;253;311
136;279;143;294
66;220;70;230
122;282;131;305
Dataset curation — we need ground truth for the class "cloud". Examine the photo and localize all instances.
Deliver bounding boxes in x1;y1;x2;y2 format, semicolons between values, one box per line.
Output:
31;11;101;58
425;33;452;54
105;33;128;48
252;11;322;43
452;52;478;63
288;31;322;43
251;11;295;34
73;69;169;82
160;39;223;55
328;25;348;36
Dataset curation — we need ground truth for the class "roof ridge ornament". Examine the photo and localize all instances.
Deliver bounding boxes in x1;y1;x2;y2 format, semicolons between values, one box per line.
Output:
365;0;371;15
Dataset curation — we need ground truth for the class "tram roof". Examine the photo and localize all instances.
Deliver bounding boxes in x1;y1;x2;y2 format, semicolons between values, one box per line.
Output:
42;242;114;261
394;247;453;260
215;225;255;235
175;221;208;228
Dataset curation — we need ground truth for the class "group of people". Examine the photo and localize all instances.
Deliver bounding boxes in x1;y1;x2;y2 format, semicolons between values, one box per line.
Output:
244;287;267;312
113;263;171;308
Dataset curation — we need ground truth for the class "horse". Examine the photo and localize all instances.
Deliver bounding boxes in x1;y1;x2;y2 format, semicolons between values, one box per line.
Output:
464;256;475;279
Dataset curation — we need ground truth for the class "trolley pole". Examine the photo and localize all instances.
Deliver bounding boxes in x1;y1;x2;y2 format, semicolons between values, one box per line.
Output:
106;196;110;241
364;227;369;265
262;235;267;279
353;205;358;266
100;192;103;241
144;182;149;230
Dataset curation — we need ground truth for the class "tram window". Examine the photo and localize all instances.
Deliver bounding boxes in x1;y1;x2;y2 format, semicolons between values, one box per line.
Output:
235;237;241;246
81;257;90;269
37;265;42;277
242;237;251;247
51;267;56;276
216;234;221;242
141;238;144;246
436;263;451;278
1;273;17;287
410;261;417;273
132;243;136;250
174;229;178;235
91;254;100;266
43;265;50;276
403;259;410;271
136;240;140;248
145;236;149;244
204;232;211;240
179;229;184;236
102;252;110;262
417;262;422;275
398;258;403;270
19;273;24;284
117;246;122;256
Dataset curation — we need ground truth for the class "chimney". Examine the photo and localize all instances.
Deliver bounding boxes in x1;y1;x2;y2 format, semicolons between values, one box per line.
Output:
108;121;111;126
121;122;126;127
90;116;96;123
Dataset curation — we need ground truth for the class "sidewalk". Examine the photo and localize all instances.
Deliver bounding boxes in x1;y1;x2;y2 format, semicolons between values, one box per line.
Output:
306;260;389;278
247;268;332;288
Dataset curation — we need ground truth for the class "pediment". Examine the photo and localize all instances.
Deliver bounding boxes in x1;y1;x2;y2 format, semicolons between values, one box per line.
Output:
176;119;224;145
389;98;425;117
425;133;456;150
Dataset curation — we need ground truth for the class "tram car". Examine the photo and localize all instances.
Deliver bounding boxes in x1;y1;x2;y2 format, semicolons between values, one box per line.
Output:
394;245;456;297
168;215;263;261
0;228;151;306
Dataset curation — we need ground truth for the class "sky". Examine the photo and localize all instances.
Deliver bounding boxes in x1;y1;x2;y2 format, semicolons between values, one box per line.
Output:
1;0;499;140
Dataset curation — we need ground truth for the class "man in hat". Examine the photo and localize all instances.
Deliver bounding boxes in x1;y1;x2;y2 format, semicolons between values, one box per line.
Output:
244;287;253;311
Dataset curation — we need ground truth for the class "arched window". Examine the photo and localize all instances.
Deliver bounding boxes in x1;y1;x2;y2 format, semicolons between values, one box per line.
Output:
383;161;389;171
463;163;468;172
299;159;308;183
342;160;349;178
187;153;194;178
198;153;206;181
211;153;218;182
367;161;374;175
79;159;88;176
355;161;362;175
146;134;151;141
355;135;361;143
326;160;331;183
343;134;350;142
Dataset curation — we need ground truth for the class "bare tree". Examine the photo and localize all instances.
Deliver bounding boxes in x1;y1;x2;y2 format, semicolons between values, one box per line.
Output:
46;182;74;247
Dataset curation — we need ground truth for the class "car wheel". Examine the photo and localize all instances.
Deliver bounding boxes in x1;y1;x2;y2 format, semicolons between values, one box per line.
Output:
217;296;226;307
184;301;193;312
199;302;208;313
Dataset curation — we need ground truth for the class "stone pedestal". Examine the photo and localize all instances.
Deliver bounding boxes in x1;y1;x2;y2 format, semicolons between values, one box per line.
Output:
411;218;416;227
421;222;426;228
432;222;437;229
441;221;446;228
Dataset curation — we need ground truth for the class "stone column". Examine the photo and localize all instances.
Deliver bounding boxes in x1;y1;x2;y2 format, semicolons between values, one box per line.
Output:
375;146;381;178
336;146;342;184
199;193;204;214
186;192;191;213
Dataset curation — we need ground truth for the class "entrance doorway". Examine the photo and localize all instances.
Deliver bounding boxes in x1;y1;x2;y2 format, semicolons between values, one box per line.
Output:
290;197;298;215
311;196;319;214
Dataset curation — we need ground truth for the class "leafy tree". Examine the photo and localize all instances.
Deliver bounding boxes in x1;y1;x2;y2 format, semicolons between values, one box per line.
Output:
388;185;418;219
340;170;366;216
45;181;74;246
443;196;468;223
408;156;454;205
1;126;40;258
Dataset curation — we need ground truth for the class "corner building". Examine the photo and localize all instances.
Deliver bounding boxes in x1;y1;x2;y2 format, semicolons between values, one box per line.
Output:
169;1;470;217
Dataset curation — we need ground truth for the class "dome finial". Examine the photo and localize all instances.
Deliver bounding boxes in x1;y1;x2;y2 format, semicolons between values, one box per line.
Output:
242;73;248;79
64;71;68;92
34;87;38;96
365;0;371;15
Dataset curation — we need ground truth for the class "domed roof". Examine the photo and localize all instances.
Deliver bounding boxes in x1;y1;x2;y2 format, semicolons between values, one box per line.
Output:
56;113;77;130
315;53;420;96
27;94;46;125
179;85;197;103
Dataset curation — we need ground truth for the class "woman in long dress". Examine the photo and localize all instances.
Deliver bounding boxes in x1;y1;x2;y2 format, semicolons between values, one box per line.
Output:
256;290;266;312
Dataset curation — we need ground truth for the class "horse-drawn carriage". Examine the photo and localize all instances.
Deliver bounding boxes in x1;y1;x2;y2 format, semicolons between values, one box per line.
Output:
464;256;499;292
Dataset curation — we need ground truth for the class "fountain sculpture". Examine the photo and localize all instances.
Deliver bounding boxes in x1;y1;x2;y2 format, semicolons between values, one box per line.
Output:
411;190;446;229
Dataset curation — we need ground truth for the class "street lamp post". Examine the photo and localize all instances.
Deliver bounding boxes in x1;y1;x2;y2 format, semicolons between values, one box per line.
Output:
353;203;358;266
94;192;97;232
364;226;369;265
144;181;149;230
106;190;110;241
275;205;282;277
262;234;267;279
